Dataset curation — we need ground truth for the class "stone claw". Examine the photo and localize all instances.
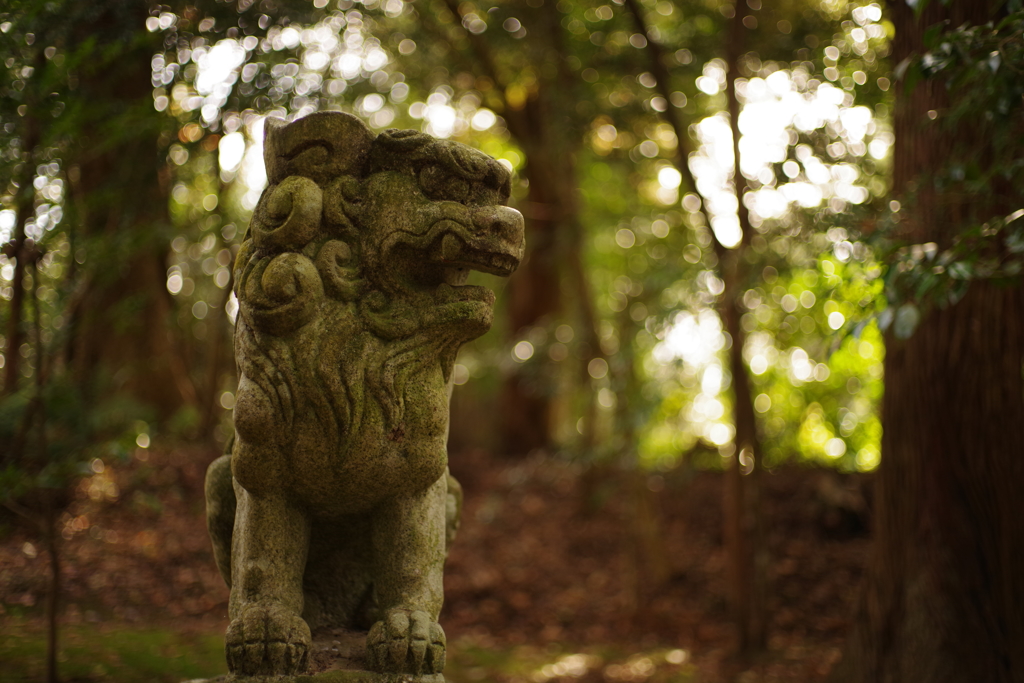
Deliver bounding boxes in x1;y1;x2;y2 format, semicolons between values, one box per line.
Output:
225;603;311;676
367;609;446;675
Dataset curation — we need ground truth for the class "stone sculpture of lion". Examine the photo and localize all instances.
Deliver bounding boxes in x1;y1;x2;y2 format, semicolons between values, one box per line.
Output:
204;112;524;679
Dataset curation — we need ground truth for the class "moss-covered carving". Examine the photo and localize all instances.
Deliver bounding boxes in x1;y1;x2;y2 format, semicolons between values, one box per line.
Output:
204;112;523;679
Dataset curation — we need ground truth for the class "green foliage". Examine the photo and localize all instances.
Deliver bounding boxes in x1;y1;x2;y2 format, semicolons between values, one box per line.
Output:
875;9;1024;337
0;374;145;509
140;0;894;470
919;10;1024;209
0;0;161;522
0;0;904;478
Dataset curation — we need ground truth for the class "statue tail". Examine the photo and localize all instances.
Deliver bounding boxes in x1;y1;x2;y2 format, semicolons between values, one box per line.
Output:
445;472;462;553
205;450;236;586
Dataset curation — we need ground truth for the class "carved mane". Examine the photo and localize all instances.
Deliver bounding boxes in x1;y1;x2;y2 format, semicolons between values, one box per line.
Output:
232;112;512;451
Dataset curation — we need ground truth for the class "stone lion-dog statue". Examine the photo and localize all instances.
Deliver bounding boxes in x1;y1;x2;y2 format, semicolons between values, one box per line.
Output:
204;111;523;679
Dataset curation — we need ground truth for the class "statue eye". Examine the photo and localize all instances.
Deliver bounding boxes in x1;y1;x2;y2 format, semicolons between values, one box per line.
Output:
419;165;469;203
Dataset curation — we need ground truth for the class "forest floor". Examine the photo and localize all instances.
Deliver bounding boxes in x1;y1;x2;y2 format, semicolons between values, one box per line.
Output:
0;445;871;683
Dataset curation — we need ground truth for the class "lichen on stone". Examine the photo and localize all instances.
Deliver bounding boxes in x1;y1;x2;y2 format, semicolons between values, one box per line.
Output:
204;111;523;680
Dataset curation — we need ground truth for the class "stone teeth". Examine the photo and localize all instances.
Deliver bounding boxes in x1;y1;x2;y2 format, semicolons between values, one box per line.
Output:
443;267;468;286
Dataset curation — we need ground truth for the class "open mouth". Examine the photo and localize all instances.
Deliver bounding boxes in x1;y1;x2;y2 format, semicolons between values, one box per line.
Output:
433;233;520;277
428;233;518;306
385;230;520;308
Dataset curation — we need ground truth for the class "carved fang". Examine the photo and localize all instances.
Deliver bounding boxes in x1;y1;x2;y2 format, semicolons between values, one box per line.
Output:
441;234;462;262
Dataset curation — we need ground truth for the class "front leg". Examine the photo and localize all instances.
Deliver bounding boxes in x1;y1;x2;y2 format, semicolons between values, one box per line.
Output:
226;482;312;676
367;474;448;676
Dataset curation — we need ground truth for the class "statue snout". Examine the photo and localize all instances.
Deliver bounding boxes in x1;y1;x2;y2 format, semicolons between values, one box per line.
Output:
471;205;525;259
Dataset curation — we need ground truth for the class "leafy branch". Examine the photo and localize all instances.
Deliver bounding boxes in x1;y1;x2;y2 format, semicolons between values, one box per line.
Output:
876;10;1024;337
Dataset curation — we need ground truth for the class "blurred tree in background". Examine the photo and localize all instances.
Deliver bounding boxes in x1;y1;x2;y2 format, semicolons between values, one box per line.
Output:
4;0;1020;675
835;1;1024;680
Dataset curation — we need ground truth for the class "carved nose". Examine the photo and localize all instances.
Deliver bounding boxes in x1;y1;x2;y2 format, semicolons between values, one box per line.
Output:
473;205;525;243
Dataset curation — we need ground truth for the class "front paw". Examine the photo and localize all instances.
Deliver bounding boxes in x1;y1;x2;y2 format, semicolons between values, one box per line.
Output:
367;609;446;675
226;603;311;676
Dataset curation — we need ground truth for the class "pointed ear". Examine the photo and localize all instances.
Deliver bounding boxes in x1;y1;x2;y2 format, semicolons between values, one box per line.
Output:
262;115;288;177
264;112;375;186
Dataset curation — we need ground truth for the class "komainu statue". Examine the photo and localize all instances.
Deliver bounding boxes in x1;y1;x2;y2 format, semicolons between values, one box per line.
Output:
204;112;524;680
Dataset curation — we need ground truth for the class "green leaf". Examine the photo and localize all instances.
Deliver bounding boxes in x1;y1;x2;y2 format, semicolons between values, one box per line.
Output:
903;61;924;94
893;303;922;340
894;57;913;82
914;273;938;300
909;0;931;19
877;308;894;332
1006;229;1024;254
948;261;972;279
923;22;944;50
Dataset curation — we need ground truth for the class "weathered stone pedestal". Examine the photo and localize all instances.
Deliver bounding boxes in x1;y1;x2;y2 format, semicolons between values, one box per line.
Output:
194;673;443;683
189;603;450;681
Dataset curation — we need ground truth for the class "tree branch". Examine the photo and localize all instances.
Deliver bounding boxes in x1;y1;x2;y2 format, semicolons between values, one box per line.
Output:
438;0;506;91
725;1;754;249
622;0;724;257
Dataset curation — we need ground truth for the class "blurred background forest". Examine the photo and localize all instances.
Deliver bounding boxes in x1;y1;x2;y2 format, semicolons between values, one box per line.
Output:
1;0;1022;682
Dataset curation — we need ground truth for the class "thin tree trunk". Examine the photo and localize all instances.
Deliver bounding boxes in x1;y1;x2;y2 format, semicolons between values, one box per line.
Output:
616;308;672;606
626;0;766;653
834;3;1024;681
498;160;563;453
722;0;767;653
3;87;40;395
44;496;60;683
30;256;59;683
199;175;235;439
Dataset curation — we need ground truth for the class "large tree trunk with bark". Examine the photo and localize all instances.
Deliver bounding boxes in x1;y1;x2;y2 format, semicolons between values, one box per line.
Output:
834;3;1024;680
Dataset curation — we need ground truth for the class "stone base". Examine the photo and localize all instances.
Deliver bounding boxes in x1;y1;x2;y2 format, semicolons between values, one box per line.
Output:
187;627;445;683
210;674;444;683
189;669;445;683
189;674;443;683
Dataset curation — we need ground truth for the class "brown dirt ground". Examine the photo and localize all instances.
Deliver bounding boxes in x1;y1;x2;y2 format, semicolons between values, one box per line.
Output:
0;445;871;682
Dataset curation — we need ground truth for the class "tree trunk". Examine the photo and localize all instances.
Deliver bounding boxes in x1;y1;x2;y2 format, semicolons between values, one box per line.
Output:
615;307;672;606
497;148;564;454
44;497;60;683
198;176;235;439
625;0;767;653
836;280;1024;682
834;3;1024;680
63;3;194;420
438;0;599;456
721;0;767;654
2;52;42;395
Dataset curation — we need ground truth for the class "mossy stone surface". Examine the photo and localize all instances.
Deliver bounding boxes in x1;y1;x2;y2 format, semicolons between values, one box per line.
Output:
203;112;523;679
